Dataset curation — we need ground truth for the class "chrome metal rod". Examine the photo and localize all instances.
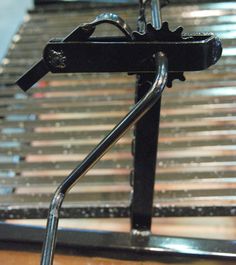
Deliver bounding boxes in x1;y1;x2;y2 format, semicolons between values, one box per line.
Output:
151;0;162;29
40;52;168;265
137;0;147;33
66;13;133;41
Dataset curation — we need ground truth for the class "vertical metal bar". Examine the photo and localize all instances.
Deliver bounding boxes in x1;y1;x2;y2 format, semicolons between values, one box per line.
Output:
131;0;162;233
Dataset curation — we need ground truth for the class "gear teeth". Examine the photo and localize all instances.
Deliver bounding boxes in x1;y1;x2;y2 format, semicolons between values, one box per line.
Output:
146;23;154;32
174;26;183;36
167;72;186;88
132;22;186;87
132;21;185;42
132;31;140;40
179;73;186;81
162;21;169;31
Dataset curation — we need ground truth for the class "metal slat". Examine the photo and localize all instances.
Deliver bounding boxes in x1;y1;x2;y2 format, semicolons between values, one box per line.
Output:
0;2;236;219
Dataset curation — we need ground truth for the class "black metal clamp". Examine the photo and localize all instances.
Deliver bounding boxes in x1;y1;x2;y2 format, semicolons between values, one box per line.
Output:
15;3;224;265
16;13;222;91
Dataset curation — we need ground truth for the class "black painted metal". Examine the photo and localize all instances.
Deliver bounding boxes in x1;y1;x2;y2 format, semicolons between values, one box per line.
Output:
43;36;221;71
131;74;161;232
0;222;236;261
16;34;222;91
130;0;162;233
16;13;133;91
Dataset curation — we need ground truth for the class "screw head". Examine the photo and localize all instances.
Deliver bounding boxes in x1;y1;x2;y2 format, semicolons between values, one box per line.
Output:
48;50;67;69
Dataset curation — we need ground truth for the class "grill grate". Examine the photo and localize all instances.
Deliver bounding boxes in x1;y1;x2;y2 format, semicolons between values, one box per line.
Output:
0;2;236;219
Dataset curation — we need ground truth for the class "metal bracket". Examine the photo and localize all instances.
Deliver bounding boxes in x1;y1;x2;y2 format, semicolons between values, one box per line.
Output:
16;14;222;91
43;34;221;72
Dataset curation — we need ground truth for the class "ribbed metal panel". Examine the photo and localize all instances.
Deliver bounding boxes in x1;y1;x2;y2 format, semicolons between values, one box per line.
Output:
0;2;236;218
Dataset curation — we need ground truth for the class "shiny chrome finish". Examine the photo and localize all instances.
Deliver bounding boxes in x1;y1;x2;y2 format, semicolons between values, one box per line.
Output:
151;0;162;29
63;12;133;41
138;0;147;33
91;13;133;39
40;192;64;265
40;52;168;265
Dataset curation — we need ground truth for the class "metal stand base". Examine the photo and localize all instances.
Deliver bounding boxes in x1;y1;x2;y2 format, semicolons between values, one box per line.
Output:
0;222;235;262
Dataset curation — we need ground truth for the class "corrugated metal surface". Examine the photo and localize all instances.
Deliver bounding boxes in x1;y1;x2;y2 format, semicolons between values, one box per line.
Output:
0;2;236;219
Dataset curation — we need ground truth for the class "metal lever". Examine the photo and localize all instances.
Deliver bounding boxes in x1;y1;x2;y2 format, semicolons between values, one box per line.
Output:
16;10;222;91
16;13;132;91
40;52;168;265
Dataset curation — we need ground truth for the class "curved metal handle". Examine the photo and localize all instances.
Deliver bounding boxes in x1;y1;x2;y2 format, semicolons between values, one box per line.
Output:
91;13;133;39
40;52;168;265
65;12;133;41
